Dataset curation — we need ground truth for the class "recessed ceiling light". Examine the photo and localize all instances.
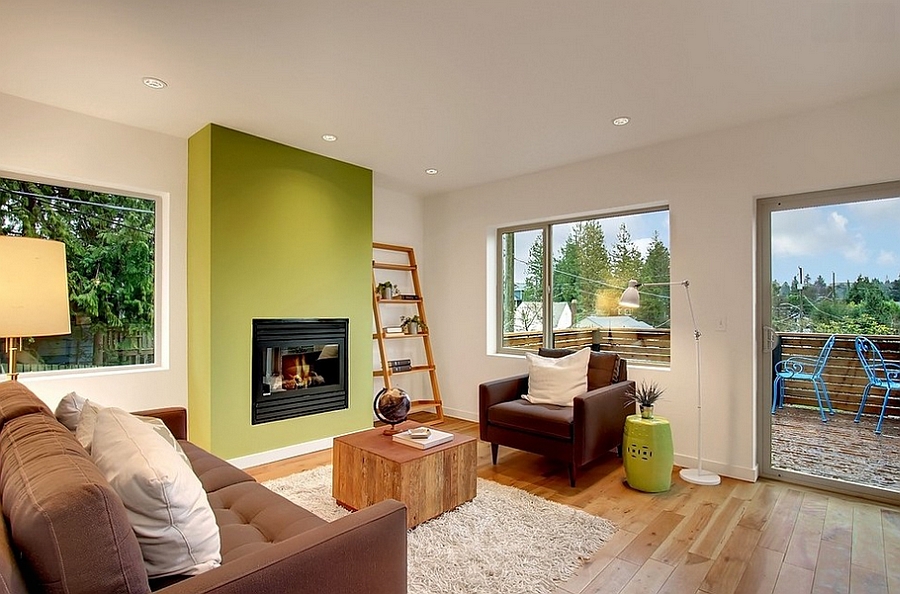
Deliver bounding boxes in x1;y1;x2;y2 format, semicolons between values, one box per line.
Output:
322;134;338;142
425;168;439;175
612;117;630;126
142;77;167;89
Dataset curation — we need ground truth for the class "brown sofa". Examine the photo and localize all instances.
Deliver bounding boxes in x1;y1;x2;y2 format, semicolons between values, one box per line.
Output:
0;382;407;594
479;348;634;486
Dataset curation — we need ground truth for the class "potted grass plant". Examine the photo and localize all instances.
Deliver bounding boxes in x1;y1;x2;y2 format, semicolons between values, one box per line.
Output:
628;380;665;419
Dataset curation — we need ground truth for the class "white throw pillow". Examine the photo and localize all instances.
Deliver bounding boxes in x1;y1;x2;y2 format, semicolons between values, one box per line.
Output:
91;407;221;578
54;391;87;431
74;400;104;452
522;348;591;406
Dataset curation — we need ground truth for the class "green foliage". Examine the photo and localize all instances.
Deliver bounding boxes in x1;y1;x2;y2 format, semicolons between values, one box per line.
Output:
771;273;900;335
523;235;544;302
0;176;155;366
637;231;671;327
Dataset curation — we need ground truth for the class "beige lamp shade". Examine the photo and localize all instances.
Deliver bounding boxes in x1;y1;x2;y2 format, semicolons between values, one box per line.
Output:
0;236;71;337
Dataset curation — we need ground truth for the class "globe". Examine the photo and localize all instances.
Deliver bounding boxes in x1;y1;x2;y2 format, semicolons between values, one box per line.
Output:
374;387;411;434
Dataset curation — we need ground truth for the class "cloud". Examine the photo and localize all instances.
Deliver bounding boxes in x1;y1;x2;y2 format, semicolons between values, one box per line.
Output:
877;250;896;266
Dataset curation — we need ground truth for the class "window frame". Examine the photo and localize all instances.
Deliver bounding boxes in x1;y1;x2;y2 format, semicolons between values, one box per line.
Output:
495;205;670;365
0;170;165;377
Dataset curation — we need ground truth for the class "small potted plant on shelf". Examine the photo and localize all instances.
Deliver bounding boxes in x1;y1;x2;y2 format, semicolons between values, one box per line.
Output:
376;281;396;300
401;315;427;335
627;380;665;419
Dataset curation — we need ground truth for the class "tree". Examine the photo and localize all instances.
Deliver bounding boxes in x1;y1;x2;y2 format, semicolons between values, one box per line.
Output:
572;221;610;319
638;232;670;327
552;235;580;304
523;235;544;302
0;177;155;366
610;224;643;287
501;233;516;333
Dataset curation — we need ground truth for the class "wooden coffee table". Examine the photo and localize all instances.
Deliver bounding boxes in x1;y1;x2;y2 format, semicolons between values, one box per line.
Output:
332;422;477;528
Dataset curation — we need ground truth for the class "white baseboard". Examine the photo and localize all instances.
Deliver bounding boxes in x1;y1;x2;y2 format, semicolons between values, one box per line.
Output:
227;436;334;470
443;406;477;422
673;454;758;483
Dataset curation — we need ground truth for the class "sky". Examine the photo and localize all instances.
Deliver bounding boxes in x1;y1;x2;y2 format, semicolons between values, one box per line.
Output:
770;195;900;284
510;210;670;284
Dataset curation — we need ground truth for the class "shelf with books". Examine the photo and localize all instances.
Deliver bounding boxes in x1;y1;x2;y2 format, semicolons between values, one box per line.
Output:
372;242;443;424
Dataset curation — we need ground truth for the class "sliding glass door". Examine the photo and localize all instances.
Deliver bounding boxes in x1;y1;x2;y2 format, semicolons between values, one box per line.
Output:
758;181;900;500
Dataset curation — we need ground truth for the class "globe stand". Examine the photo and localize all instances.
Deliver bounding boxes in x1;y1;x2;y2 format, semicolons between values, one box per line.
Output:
374;387;411;436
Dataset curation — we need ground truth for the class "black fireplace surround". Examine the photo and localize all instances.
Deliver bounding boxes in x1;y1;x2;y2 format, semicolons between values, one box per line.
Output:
251;318;349;425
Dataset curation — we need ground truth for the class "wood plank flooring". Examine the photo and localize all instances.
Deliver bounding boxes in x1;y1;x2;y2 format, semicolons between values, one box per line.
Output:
245;417;900;594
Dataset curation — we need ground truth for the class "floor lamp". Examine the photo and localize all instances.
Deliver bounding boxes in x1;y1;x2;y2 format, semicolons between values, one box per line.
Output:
619;279;721;486
0;236;71;381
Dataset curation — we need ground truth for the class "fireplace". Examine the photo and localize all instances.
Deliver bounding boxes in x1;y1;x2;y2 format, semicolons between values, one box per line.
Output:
251;318;349;424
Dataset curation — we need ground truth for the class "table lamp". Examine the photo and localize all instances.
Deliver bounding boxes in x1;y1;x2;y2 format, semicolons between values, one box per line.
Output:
0;236;71;381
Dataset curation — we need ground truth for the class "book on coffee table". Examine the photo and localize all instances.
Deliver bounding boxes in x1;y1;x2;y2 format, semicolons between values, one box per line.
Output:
392;428;454;450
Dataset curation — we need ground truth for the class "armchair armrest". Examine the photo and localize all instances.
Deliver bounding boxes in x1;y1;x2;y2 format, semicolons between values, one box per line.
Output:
573;380;635;463
479;374;528;410
131;406;188;440
158;499;407;594
479;374;528;439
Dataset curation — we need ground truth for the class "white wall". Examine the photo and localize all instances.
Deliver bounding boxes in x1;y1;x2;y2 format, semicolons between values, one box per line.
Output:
0;93;188;411
372;183;431;403
422;89;900;481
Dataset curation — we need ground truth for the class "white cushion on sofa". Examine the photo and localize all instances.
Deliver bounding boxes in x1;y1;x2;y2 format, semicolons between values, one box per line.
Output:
74;400;104;452
54;391;87;431
522;347;590;406
91;407;221;578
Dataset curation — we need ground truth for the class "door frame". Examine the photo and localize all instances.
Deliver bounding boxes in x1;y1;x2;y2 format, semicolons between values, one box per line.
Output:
756;180;900;504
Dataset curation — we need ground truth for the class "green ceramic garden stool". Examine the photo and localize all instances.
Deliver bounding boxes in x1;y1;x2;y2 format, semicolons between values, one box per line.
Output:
623;414;674;492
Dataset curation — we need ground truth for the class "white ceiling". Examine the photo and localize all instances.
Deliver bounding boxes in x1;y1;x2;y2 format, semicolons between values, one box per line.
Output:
2;1;900;197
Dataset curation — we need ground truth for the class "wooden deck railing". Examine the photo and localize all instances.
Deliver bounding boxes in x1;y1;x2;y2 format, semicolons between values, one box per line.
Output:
503;327;672;366
776;332;900;418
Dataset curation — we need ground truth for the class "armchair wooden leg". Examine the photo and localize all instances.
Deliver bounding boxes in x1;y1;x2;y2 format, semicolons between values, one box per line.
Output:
567;463;576;487
491;443;499;465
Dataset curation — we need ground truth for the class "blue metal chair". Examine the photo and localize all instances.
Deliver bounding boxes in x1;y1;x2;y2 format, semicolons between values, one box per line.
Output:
772;334;836;422
853;336;900;435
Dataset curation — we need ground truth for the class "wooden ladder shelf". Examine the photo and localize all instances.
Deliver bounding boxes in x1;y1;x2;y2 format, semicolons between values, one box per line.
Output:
372;242;444;423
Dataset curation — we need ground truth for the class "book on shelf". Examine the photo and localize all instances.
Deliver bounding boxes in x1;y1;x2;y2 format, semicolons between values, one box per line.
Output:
398;294;420;300
388;365;412;373
384;326;403;334
392;428;454;450
388;359;411;367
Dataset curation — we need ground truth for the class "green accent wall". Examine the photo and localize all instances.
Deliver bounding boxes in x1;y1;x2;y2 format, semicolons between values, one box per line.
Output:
187;124;373;459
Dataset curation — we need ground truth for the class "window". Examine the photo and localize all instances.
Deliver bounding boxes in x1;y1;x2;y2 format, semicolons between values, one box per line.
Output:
498;208;670;366
0;175;157;374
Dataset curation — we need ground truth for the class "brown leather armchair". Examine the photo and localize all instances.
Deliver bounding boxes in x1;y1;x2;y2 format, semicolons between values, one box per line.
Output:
479;348;634;486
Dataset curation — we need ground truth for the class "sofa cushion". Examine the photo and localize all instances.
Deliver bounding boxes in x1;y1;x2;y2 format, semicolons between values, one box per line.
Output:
488;399;573;440
0;502;27;594
539;348;621;390
0;382;52;430
54;391;87;431
207;481;327;562
180;441;257;493
523;348;590;406
92;407;221;578
175;442;328;563
0;412;150;594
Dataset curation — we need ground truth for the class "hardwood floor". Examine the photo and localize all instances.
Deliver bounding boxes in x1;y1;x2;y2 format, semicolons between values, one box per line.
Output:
245;417;900;594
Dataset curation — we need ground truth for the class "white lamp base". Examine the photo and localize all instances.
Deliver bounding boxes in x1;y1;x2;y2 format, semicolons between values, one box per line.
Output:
680;467;721;486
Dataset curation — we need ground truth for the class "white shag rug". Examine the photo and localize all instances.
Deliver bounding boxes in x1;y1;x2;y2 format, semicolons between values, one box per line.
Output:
263;465;617;594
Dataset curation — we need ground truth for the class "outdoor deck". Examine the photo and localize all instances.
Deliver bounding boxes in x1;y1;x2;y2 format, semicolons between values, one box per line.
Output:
771;405;900;492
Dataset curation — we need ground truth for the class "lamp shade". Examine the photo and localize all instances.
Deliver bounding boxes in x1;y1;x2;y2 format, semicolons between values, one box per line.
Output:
618;280;641;309
0;236;71;337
